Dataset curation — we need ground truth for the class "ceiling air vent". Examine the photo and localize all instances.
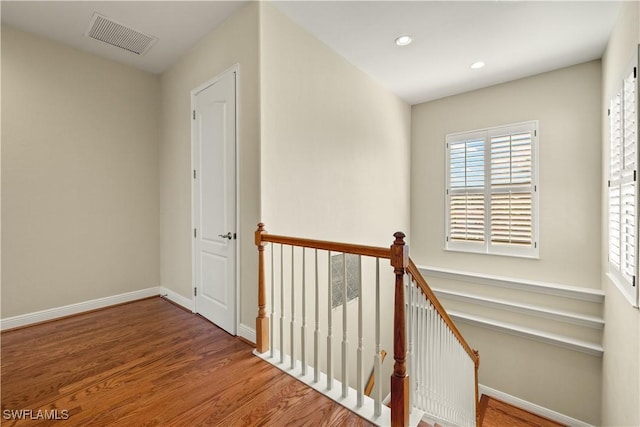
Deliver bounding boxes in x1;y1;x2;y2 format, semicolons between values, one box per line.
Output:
85;13;157;55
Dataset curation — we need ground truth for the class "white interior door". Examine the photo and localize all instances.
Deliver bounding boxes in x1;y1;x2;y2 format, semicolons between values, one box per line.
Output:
192;69;236;335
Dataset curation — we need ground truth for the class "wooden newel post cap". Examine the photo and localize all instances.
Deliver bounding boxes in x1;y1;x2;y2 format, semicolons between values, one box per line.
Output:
391;232;408;269
255;222;267;247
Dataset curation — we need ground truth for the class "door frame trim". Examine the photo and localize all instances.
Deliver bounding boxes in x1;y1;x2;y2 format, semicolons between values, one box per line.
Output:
190;64;240;335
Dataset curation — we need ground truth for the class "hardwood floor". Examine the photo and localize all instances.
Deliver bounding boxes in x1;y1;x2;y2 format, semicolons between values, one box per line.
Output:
1;297;373;426
479;395;566;427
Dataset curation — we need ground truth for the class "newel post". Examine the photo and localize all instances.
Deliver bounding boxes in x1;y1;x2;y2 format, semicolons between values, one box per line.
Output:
390;232;409;427
255;223;269;354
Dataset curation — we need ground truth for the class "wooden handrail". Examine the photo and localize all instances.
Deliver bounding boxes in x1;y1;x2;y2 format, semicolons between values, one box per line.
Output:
260;233;391;259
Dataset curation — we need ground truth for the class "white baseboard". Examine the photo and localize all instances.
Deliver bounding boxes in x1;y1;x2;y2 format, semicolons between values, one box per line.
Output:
479;384;594;427
238;323;256;344
0;287;161;331
159;287;194;312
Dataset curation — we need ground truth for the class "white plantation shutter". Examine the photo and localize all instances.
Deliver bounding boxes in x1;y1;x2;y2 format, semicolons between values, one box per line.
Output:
446;122;538;257
608;64;638;307
448;137;485;245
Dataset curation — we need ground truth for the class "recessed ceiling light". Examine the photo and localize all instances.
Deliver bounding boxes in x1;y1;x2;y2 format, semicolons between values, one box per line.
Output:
471;61;485;69
395;35;412;46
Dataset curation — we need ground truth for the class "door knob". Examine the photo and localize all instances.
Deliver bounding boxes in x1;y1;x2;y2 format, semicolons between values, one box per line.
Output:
218;232;233;240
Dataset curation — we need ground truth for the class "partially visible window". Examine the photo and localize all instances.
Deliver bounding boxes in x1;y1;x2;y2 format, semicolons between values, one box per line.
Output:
331;253;360;309
446;121;539;258
608;63;638;307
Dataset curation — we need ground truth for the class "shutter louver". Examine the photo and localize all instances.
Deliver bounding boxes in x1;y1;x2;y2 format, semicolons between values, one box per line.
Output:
450;139;485;188
490;192;532;245
610;94;622;180
450;192;485;243
621;181;636;281
491;132;532;186
623;72;637;174
609;185;621;270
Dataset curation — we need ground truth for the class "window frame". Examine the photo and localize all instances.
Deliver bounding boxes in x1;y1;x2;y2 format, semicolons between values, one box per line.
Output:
445;120;539;259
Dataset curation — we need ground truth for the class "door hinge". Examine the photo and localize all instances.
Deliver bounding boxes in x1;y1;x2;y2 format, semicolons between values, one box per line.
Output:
193;110;196;120
194;287;198;296
607;108;611;116
633;276;636;287
193;169;196;179
194;228;197;238
634;67;637;79
534;130;537;137
233;233;237;240
608;180;611;188
534;242;538;249
634;170;637;182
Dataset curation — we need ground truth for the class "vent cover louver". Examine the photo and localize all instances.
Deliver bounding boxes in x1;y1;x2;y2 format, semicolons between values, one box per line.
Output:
85;13;157;55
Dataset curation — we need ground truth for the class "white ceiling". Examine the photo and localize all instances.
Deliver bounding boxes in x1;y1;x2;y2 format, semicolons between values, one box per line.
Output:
1;1;622;105
0;1;248;74
273;1;622;104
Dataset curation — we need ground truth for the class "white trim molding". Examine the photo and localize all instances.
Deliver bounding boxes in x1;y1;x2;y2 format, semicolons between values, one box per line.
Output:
238;323;256;344
419;265;605;302
449;310;603;356
433;288;604;329
479;384;594;427
159;287;194;312
1;287;161;331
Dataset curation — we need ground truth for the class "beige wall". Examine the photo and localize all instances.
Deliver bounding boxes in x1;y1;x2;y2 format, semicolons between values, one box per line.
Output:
1;26;160;317
600;2;640;425
258;4;410;397
411;61;603;424
411;61;602;288
259;3;411;248
159;2;261;328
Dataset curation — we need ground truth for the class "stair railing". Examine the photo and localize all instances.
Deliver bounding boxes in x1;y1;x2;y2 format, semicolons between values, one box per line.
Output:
255;223;479;427
406;259;480;426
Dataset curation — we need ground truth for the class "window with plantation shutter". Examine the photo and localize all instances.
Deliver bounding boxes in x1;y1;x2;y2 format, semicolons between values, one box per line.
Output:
608;63;638;307
446;121;538;258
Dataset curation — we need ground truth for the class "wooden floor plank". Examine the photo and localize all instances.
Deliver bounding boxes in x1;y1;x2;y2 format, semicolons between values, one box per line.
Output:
1;297;375;426
479;395;567;427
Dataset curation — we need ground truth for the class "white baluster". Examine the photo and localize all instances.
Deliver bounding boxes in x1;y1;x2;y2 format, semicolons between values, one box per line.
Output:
270;243;275;359
280;244;285;364
357;255;364;407
301;247;307;375
314;249;320;383
291;246;295;369
327;251;333;390
407;273;414;413
427;301;433;416
373;258;382;417
341;253;348;398
417;286;424;411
